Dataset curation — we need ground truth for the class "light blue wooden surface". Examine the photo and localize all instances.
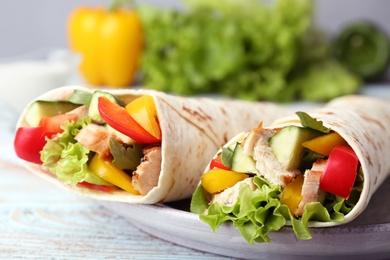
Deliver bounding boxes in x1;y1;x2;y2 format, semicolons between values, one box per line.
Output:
0;129;234;259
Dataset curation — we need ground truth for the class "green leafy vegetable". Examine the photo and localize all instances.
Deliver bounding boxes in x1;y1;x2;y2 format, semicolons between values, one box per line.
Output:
41;117;112;186
296;111;330;133
109;138;143;170
138;0;360;102
288;59;361;102
190;176;359;243
299;149;325;171
332;20;390;82
190;184;210;214
68;89;125;107
68;90;93;105
221;147;234;168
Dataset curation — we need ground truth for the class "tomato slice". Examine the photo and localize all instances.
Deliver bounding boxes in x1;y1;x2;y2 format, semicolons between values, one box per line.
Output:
98;96;161;144
209;154;231;171
320;145;359;199
39;113;78;133
14;127;55;164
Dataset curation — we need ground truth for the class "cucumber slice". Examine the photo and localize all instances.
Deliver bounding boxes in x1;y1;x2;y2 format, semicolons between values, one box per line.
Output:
268;126;322;171
231;143;259;174
88;90;122;124
25;100;80;127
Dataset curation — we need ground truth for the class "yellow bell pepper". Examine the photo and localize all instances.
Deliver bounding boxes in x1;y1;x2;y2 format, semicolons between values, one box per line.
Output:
201;169;249;195
67;2;143;87
89;154;139;194
280;174;304;213
126;95;161;139
302;132;347;156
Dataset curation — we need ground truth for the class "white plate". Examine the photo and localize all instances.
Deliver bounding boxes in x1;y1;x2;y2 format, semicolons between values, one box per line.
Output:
101;175;390;260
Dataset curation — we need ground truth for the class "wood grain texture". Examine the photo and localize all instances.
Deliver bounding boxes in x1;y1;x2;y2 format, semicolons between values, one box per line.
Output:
0;135;233;260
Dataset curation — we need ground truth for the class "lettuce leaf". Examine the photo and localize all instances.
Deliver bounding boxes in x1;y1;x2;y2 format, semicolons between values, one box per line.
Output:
138;0;313;102
109;138;143;170
138;0;360;102
191;176;359;243
221;147;234;168
296;111;330;133
67;89;93;105
41;117;112;186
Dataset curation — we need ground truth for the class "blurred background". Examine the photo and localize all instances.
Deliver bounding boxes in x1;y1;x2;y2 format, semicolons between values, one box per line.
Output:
1;0;390;57
1;0;390;116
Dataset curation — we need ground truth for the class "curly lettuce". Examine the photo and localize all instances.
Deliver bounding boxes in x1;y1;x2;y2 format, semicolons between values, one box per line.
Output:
40;117;112;186
138;0;360;102
191;175;362;243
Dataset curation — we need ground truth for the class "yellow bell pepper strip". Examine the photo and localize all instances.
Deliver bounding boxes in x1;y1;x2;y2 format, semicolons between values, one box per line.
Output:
125;95;161;139
98;96;161;144
302;132;347;156
280;174;304;213
89;154;139;194
201;169;248;195
67;1;143;87
320;145;359;199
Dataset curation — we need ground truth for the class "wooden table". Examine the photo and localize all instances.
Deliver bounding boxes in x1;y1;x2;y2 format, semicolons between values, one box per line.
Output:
1;129;233;259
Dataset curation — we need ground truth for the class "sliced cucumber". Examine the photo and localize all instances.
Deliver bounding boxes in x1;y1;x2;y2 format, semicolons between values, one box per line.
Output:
231;143;259;174
25;100;80;127
88;90;122;124
268;126;322;171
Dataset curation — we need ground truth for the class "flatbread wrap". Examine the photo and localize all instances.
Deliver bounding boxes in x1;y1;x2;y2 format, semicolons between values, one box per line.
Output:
14;86;289;204
190;95;390;242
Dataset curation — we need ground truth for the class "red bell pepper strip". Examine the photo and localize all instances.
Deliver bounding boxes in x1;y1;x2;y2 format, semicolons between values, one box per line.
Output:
77;181;118;193
14;113;78;164
320;145;359;199
14;127;55;164
209;154;231;171
98;96;161;144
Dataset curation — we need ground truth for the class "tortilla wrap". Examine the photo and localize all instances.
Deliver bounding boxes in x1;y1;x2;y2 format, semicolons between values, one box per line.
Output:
15;85;289;204
272;95;390;225
191;94;390;242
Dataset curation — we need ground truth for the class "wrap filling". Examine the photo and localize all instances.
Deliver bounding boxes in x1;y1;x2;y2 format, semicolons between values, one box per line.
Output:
190;112;363;243
14;90;164;195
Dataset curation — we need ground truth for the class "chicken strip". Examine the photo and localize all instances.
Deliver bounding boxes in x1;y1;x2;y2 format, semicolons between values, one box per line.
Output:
210;178;255;207
74;124;113;159
132;145;162;195
248;125;299;187
295;159;327;216
66;105;89;120
242;123;276;157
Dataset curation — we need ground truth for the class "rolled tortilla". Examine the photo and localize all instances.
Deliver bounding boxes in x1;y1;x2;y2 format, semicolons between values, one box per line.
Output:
272;95;390;225
15;85;289;204
191;95;390;242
